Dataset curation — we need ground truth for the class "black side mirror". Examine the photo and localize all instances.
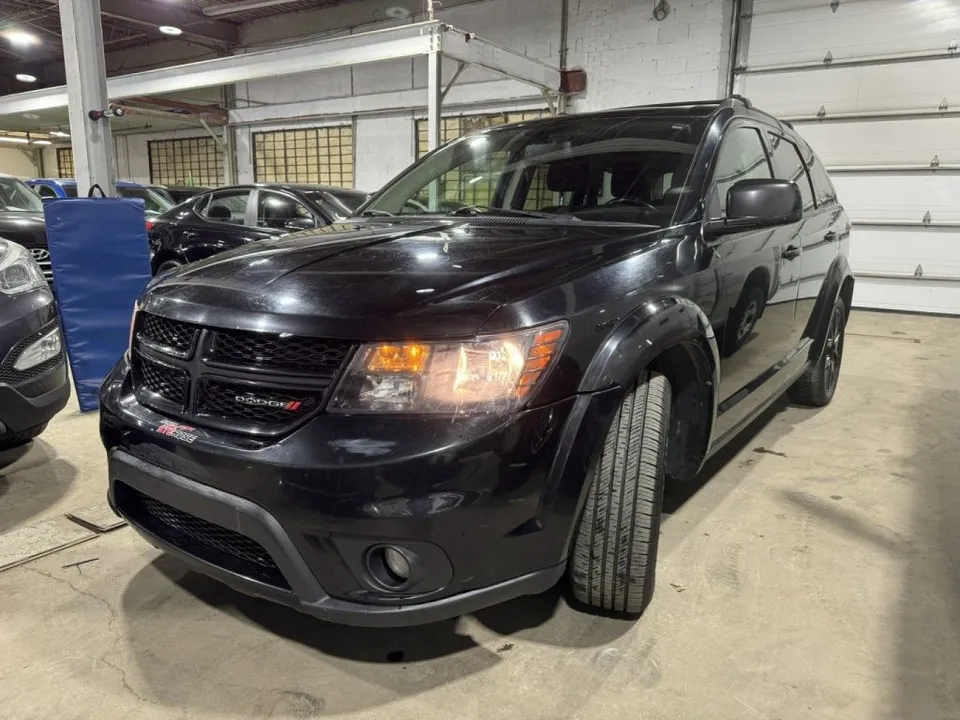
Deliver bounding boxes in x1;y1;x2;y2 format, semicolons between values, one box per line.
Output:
707;179;802;237
284;217;317;231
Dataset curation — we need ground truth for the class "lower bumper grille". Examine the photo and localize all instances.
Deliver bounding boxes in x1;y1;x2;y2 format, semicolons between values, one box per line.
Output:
116;482;290;590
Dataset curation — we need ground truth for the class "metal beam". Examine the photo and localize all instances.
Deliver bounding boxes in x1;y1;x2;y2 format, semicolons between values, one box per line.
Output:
203;0;302;16
438;26;561;92
39;0;239;45
0;22;441;117
59;0;116;196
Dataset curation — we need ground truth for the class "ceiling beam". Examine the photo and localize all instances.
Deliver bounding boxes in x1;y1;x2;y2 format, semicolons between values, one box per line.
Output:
37;0;239;45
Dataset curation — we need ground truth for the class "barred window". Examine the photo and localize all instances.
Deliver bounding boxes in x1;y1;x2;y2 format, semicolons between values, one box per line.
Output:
148;137;224;187
253;126;354;187
414;110;550;208
56;147;75;178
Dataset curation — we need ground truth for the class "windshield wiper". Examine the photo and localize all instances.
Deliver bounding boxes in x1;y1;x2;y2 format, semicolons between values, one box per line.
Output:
448;205;578;220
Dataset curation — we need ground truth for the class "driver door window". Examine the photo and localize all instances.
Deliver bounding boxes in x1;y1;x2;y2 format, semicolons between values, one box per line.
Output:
199;189;251;225
256;191;317;230
707;127;772;219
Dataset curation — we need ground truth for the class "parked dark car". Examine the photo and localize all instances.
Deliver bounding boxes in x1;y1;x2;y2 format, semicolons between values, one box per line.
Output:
147;183;370;275
0;174;53;284
0;238;70;449
101;97;853;627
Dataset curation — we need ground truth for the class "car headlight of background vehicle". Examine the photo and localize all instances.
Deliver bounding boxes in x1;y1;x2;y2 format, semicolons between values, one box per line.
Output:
329;322;567;415
0;239;48;295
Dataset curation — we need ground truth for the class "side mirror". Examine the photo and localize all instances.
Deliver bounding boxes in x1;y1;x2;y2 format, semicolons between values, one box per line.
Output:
284;217;317;231
707;179;802;237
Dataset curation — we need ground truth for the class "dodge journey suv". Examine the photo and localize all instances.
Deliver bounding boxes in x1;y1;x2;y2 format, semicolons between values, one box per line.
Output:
100;96;853;626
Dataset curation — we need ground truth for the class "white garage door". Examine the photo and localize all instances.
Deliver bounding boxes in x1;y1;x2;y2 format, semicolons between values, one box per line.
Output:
735;0;960;314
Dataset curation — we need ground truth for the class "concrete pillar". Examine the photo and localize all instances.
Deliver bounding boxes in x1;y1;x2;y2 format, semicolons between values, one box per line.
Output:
59;0;116;196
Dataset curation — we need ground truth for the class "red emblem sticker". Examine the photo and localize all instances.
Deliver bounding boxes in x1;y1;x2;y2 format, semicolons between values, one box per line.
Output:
155;420;198;443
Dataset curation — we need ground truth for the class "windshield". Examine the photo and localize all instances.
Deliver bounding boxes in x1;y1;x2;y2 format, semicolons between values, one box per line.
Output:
363;115;708;227
119;186;175;216
0;177;44;212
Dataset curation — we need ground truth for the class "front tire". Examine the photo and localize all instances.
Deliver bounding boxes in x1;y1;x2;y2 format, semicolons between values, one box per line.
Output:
790;295;847;407
569;371;671;616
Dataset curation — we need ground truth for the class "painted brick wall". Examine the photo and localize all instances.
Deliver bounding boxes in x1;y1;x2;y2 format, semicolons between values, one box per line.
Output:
354;115;415;194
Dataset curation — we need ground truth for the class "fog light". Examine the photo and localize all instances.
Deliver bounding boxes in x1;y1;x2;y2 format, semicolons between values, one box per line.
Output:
13;328;62;371
384;547;410;583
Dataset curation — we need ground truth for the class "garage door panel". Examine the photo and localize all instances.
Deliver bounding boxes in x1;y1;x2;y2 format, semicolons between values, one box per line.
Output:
793;118;960;166
833;175;960;223
849;228;960;278
741;59;960;117
747;0;959;68
853;277;960;315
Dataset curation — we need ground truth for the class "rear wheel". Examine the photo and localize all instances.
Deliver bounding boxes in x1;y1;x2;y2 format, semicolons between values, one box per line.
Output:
569;371;671;616
790;295;847;407
0;422;48;450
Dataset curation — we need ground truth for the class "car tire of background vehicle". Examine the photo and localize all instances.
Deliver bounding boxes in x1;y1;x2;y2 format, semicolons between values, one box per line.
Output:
790;295;847;407
569;371;671;616
0;422;48;450
156;259;183;275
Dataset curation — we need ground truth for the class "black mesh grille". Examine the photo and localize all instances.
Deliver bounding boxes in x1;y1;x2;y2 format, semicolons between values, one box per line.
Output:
116;482;289;590
198;380;320;425
211;329;353;375
136;356;188;407
140;313;198;356
0;322;64;385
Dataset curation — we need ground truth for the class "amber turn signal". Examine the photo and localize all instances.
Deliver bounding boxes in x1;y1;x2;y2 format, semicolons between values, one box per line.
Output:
365;343;431;373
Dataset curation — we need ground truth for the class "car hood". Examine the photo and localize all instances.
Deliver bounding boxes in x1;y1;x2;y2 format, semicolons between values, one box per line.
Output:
143;218;662;339
0;212;47;248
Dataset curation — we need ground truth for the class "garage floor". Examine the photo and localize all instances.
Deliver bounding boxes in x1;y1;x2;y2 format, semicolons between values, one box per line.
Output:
1;310;958;720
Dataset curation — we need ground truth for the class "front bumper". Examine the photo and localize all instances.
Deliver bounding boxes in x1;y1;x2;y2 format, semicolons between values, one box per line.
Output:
100;357;614;627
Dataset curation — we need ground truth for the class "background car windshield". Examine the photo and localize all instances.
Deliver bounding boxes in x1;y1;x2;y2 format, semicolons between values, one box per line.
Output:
0;177;44;212
364;115;709;227
304;189;367;218
120;187;174;215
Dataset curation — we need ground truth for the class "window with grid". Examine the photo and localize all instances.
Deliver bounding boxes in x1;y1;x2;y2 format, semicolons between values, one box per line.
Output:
253;125;354;187
415;110;550;208
149;137;224;187
56;148;75;178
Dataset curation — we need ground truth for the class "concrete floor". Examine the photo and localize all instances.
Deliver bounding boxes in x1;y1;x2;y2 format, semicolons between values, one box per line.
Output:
1;309;958;720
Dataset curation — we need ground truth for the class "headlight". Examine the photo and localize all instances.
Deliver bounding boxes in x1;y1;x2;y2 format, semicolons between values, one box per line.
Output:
13;327;62;371
0;239;47;295
329;322;567;415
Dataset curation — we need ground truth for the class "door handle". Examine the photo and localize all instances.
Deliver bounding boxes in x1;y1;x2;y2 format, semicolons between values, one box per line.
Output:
824;231;838;242
782;245;801;260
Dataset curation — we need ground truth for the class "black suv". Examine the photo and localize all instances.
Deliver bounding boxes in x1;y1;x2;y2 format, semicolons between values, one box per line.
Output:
1;239;69;449
101;97;853;626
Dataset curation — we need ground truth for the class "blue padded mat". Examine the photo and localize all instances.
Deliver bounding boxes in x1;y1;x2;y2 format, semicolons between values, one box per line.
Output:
44;198;152;411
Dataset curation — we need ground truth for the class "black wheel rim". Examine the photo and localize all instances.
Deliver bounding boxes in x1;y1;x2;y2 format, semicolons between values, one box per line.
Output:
737;301;758;341
823;304;845;394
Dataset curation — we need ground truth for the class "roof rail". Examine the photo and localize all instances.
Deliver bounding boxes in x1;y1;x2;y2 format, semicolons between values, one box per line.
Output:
729;94;753;109
633;99;725;109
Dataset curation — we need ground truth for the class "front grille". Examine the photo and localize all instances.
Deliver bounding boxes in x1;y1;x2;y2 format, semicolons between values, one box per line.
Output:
0;322;64;385
136;355;188;408
139;313;198;356
211;329;352;374
130;317;355;435
116;482;290;590
198;380;320;425
28;248;53;283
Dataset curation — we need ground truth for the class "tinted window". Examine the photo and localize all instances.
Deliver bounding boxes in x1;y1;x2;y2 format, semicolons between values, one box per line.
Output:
199;189;251;225
64;185;78;197
34;184;58;199
256;191;316;230
0;177;44;211
807;154;837;207
119;187;174;216
707;126;772;219
769;133;815;211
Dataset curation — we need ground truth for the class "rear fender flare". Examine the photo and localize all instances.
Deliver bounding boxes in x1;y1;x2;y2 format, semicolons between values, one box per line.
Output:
803;253;854;361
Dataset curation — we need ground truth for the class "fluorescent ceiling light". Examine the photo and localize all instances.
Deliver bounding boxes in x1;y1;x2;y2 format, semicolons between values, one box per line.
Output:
50;130;70;138
0;137;30;144
2;30;39;47
158;25;183;36
15;73;37;83
32;140;51;145
22;113;40;120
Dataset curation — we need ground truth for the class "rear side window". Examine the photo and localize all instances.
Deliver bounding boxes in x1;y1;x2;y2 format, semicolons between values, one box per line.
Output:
768;133;815;211
807;155;838;208
707;126;772;219
199;189;251;225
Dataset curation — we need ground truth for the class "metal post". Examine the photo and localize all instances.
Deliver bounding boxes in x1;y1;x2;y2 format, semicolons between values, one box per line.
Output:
59;0;116;196
426;34;442;209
